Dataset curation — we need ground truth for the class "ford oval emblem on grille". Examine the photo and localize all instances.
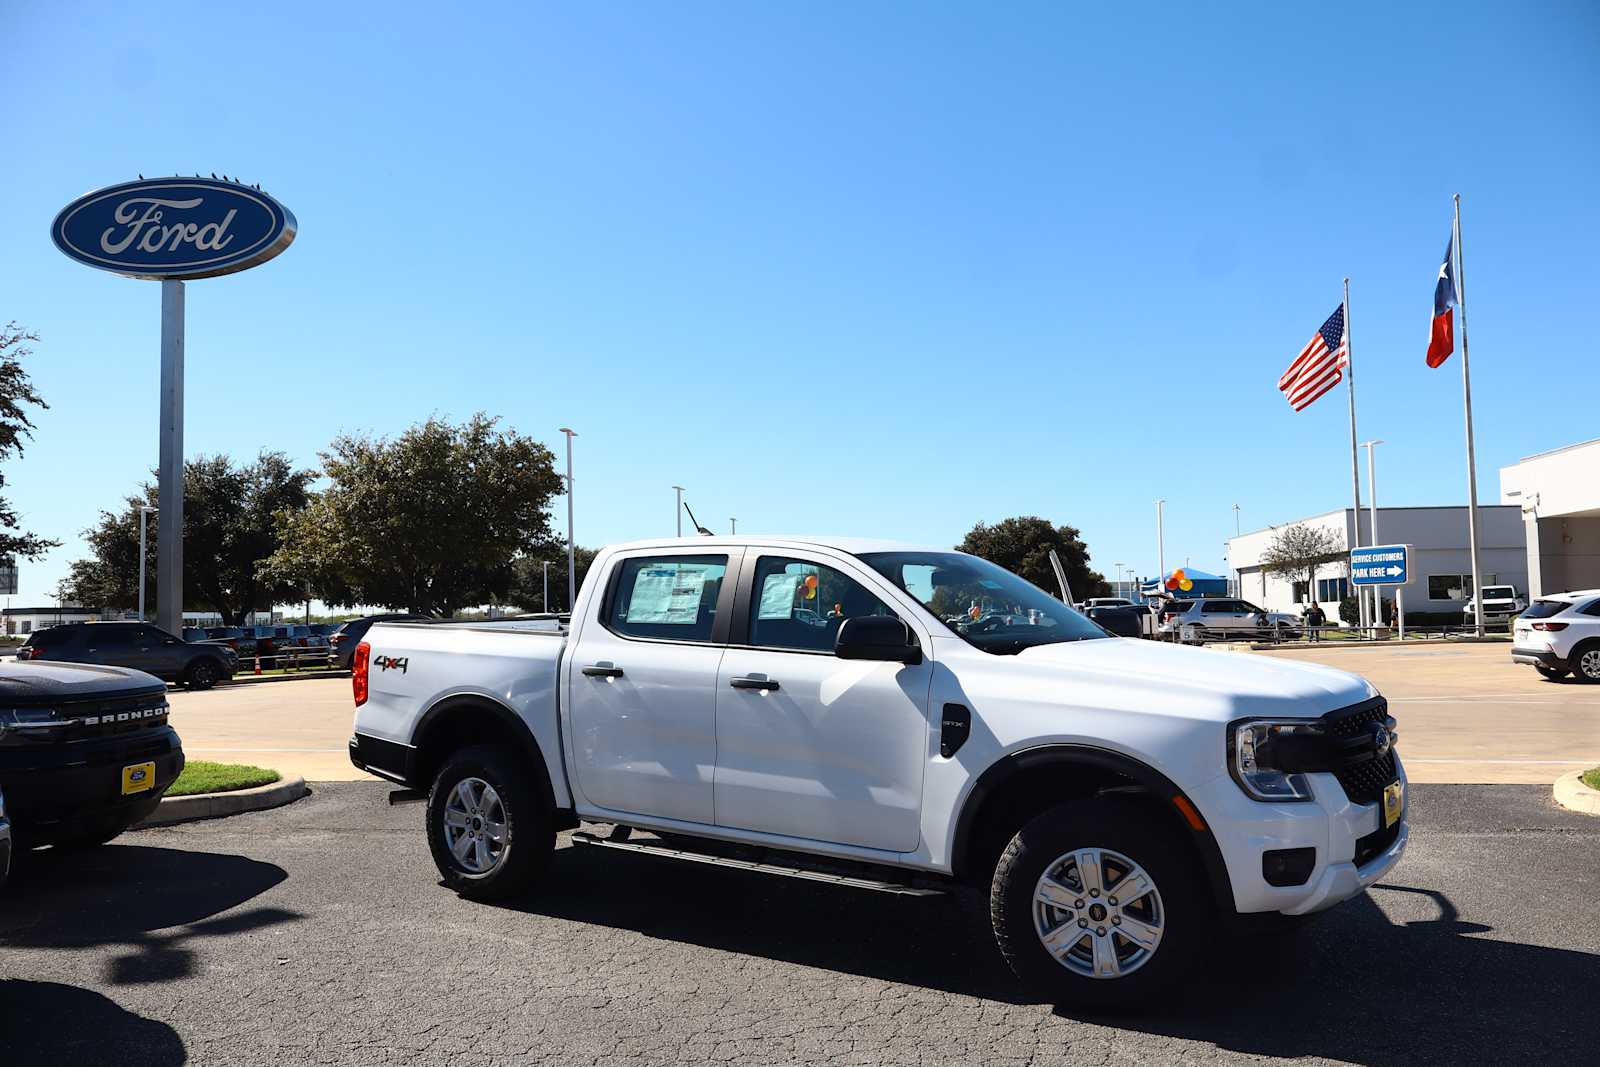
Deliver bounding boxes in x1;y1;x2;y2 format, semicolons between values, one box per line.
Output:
1369;722;1392;757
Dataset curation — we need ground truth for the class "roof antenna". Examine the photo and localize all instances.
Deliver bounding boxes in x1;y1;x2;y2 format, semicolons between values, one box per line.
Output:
681;501;714;537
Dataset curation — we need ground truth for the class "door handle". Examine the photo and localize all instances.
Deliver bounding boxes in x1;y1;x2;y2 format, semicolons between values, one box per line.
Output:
729;676;780;692
582;663;624;678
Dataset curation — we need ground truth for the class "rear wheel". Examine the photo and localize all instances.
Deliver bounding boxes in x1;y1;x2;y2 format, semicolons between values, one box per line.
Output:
1534;664;1568;681
1572;643;1600;684
426;745;553;900
990;797;1207;1009
186;658;222;690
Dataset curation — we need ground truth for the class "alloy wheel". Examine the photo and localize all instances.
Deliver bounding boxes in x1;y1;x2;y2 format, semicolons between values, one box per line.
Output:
442;777;509;875
1033;847;1165;979
1580;648;1600;680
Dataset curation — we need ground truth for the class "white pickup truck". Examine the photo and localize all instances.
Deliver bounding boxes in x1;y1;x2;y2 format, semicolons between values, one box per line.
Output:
349;536;1407;1007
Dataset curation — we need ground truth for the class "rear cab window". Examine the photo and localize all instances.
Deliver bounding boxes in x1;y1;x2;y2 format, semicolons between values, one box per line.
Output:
605;555;729;643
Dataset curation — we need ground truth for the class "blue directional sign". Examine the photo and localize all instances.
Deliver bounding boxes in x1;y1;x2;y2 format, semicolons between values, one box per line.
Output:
52;177;296;281
1350;544;1408;586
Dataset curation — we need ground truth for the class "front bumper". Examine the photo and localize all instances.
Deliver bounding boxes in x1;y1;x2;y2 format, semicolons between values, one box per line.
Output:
0;725;184;847
1190;751;1409;915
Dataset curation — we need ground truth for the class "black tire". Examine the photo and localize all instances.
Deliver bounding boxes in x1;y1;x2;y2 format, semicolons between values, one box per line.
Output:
990;796;1208;1010
425;744;553;901
186;658;222;690
1534;664;1568;681
1571;642;1600;684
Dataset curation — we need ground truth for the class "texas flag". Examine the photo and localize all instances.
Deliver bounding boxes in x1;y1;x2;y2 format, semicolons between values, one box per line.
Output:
1427;234;1459;368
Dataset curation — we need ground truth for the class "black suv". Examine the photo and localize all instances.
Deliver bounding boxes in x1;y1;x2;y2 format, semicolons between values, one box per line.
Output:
0;659;184;850
329;614;427;669
18;622;238;689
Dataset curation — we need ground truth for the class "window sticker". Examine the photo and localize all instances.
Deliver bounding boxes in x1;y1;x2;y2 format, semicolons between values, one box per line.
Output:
758;573;801;620
979;579;1003;589
626;565;711;624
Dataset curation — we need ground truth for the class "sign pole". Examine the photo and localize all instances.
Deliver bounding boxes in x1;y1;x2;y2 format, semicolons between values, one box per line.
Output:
157;280;185;635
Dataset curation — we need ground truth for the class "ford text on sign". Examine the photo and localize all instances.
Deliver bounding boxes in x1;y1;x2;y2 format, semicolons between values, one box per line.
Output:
1349;544;1409;586
51;178;296;280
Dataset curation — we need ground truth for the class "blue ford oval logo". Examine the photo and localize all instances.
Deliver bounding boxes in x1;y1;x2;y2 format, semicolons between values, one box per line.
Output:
51;177;296;280
1369;722;1392;757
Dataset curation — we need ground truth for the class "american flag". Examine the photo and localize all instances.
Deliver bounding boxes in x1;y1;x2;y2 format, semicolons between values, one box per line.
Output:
1278;304;1348;411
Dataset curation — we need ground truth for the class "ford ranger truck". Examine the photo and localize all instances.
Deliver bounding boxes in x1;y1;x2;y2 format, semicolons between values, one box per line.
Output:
350;537;1407;1008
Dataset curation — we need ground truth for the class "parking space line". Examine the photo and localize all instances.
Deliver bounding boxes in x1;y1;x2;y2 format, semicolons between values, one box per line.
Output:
1404;758;1600;764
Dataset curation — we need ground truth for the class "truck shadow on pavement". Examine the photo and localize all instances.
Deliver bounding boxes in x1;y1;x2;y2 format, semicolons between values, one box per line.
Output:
0;843;301;986
0;981;187;1066
523;845;1596;1065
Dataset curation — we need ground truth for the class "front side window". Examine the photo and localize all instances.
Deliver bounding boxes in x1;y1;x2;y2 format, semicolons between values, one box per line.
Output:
747;556;896;653
606;555;728;643
860;551;1107;655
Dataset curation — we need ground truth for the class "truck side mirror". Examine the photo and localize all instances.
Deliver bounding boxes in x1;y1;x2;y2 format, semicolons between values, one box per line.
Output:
834;616;922;665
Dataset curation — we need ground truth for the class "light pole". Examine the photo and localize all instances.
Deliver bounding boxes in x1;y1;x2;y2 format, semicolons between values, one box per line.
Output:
559;428;577;611
137;505;158;621
541;560;551;613
1361;439;1385;626
1113;562;1125;599
1155;499;1166;587
672;485;685;537
730;518;737;534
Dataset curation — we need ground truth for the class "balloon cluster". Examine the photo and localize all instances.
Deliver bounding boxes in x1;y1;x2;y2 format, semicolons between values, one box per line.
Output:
1164;568;1194;592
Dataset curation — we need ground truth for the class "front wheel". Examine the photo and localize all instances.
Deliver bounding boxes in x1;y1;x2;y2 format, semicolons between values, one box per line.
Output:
426;745;553;900
186;658;222;690
1572;643;1600;684
990;797;1207;1009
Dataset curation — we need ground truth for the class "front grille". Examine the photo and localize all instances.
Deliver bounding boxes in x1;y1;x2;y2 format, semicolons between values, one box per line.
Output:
1322;697;1396;806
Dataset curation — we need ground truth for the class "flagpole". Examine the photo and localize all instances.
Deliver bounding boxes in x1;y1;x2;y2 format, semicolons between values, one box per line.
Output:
1343;276;1367;632
1455;194;1485;638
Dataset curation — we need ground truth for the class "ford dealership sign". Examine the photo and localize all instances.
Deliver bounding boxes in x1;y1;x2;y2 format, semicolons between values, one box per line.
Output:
51;177;296;280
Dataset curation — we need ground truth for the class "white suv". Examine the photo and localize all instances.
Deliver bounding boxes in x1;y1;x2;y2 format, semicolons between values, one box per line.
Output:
1464;585;1527;628
1512;590;1600;682
1158;597;1300;643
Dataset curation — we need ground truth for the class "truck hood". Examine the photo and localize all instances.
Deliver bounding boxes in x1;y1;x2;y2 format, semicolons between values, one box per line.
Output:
1006;637;1376;723
0;660;167;705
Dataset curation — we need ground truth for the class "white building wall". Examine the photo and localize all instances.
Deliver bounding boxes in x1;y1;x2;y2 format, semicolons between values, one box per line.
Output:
1228;506;1527;623
1500;438;1600;597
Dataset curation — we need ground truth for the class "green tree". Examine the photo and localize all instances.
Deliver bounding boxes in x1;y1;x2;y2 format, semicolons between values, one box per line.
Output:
1260;523;1345;602
57;452;315;623
0;323;61;563
264;415;563;616
509;546;598;613
954;516;1108;603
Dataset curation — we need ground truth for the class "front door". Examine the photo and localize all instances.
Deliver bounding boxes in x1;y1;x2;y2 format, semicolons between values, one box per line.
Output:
1201;599;1250;633
565;552;734;824
714;552;932;853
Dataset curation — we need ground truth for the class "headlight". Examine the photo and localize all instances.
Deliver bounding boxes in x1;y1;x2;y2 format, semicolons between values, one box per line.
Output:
1228;719;1325;802
0;707;61;735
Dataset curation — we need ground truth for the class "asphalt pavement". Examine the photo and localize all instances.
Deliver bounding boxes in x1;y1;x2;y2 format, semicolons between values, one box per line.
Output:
2;782;1596;1066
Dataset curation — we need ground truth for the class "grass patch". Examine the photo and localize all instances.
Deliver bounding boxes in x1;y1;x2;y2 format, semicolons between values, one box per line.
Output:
167;760;281;797
1583;767;1600;792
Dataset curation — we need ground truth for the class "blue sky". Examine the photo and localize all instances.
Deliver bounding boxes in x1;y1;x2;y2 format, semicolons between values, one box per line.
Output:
2;1;1596;606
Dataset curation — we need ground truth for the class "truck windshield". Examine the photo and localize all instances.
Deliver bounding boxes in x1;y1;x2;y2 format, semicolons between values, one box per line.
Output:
858;551;1108;654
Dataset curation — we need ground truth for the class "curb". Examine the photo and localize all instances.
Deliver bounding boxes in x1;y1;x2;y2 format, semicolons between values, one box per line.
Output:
136;775;309;827
221;670;348;686
1553;771;1600;816
1244;636;1511;651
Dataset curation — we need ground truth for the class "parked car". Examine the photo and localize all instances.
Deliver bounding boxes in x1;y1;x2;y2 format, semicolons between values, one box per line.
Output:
350;536;1407;1008
205;626;256;658
0;784;10;889
1157;598;1300;643
1511;589;1600;682
1083;602;1147;638
18;622;238;689
181;626;210;643
1463;585;1527;629
0;659;184;852
1080;597;1133;610
329;614;428;670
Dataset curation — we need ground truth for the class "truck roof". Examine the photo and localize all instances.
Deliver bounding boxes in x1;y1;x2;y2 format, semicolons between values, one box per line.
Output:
604;534;946;556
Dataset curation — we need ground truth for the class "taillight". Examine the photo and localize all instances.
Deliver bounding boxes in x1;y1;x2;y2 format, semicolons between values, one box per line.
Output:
353;641;371;706
1532;622;1568;631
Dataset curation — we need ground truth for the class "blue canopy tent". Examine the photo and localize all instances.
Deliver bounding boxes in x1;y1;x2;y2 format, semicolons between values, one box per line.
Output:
1139;568;1228;600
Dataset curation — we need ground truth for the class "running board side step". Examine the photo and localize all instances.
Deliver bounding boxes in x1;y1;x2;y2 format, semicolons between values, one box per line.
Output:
569;830;945;897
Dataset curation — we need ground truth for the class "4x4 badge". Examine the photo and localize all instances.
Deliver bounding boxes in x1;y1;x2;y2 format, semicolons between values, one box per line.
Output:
374;655;409;674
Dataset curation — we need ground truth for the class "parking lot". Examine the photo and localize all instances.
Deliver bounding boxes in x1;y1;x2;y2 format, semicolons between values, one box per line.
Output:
2;781;1596;1065
166;641;1599;785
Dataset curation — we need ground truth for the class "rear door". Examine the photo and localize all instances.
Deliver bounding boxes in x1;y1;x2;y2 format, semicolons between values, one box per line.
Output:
712;549;933;852
1200;599;1248;633
565;551;737;824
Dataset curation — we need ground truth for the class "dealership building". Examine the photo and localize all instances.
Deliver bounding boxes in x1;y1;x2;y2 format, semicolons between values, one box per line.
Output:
1500;437;1600;597
1227;505;1528;622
